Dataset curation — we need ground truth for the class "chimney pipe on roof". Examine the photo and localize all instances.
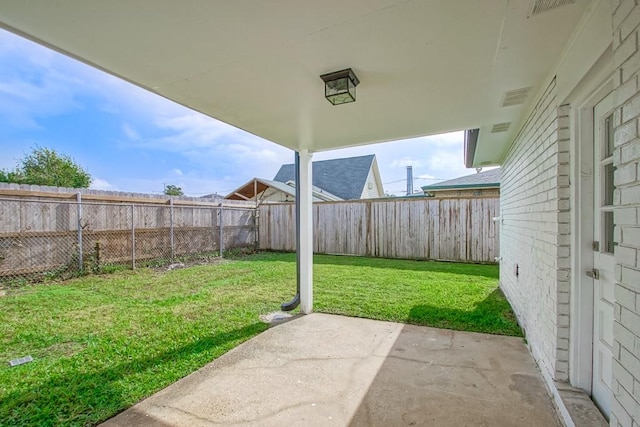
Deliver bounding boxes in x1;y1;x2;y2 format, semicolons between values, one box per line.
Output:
406;166;413;196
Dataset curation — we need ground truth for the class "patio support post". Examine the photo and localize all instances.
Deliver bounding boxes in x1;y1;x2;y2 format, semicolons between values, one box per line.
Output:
299;149;313;314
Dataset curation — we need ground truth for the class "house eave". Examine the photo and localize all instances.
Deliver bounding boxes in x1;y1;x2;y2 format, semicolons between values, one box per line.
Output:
0;1;590;154
465;0;612;169
464;129;480;168
422;183;500;192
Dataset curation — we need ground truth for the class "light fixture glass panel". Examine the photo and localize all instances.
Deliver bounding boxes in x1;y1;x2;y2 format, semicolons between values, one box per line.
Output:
348;84;356;101
326;77;355;105
329;93;355;105
326;77;348;94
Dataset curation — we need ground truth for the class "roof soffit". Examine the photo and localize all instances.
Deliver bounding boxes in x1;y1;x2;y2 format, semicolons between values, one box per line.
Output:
0;1;589;155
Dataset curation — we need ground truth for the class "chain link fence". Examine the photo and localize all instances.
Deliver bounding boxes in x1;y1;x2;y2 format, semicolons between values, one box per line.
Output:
0;197;257;285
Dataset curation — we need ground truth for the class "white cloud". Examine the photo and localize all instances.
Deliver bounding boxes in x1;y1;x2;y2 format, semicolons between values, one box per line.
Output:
0;70;82;129
0;32;98;128
111;173;241;197
417;173;436;180
313;131;472;195
0;29;194;131
390;158;424;168
116;107;293;185
89;178;117;191
122;123;140;140
425;148;466;172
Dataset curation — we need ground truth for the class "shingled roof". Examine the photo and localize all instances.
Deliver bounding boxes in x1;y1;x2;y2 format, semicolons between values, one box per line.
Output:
273;155;376;200
421;168;501;191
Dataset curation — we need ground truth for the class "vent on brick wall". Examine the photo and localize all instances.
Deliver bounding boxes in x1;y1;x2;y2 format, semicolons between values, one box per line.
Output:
491;122;511;133
528;0;575;17
501;87;532;107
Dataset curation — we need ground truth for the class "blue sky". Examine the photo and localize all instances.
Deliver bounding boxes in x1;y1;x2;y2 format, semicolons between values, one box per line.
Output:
0;29;475;196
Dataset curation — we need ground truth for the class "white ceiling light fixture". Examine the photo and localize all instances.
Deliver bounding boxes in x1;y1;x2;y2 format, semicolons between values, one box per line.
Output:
320;68;360;105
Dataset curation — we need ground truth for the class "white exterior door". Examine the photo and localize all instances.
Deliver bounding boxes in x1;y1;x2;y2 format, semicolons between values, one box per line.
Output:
591;92;615;418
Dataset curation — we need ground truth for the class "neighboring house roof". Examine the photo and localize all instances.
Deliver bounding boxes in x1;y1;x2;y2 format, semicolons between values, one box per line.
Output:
224;178;342;203
405;192;428;198
273;155;376;200
282;180;343;202
200;193;221;199
421;168;501;191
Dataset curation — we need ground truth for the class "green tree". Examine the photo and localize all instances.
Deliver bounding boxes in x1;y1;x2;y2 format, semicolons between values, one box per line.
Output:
0;169;20;184
0;147;92;188
164;184;184;196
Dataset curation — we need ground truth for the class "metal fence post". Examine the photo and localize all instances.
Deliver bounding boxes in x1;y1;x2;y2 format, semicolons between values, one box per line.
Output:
169;198;174;260
219;205;224;257
76;192;83;272
254;207;259;250
131;204;136;269
212;206;216;254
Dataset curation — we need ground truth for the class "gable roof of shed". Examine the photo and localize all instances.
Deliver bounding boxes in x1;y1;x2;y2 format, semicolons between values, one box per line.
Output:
422;168;501;191
224;177;342;202
273;155;375;200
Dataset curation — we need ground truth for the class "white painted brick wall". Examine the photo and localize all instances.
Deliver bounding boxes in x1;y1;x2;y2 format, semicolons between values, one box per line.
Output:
612;0;640;425
500;77;571;383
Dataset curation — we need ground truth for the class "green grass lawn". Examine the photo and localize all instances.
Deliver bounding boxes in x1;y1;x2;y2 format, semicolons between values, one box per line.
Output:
0;252;519;426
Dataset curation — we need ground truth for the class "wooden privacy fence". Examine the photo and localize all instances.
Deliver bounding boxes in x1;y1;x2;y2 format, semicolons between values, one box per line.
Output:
0;191;256;282
259;197;500;263
0;183;499;283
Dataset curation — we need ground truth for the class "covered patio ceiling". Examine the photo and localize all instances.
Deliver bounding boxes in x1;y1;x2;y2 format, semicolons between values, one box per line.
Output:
1;1;589;166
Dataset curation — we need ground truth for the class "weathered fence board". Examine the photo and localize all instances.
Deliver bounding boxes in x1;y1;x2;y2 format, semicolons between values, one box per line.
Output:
0;192;257;280
1;185;499;281
259;197;499;263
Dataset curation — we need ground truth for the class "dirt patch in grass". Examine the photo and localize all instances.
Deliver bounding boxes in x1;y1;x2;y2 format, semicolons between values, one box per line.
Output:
41;342;86;359
151;256;231;273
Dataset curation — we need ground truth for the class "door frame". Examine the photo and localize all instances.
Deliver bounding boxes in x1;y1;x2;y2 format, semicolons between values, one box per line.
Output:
568;61;614;391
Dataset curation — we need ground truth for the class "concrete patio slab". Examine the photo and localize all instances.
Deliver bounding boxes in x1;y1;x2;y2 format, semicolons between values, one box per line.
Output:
101;313;561;427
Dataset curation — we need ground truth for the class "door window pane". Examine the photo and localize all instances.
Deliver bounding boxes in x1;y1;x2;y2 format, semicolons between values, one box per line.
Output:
605;114;614;158
603;211;615;253
604;163;615;206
